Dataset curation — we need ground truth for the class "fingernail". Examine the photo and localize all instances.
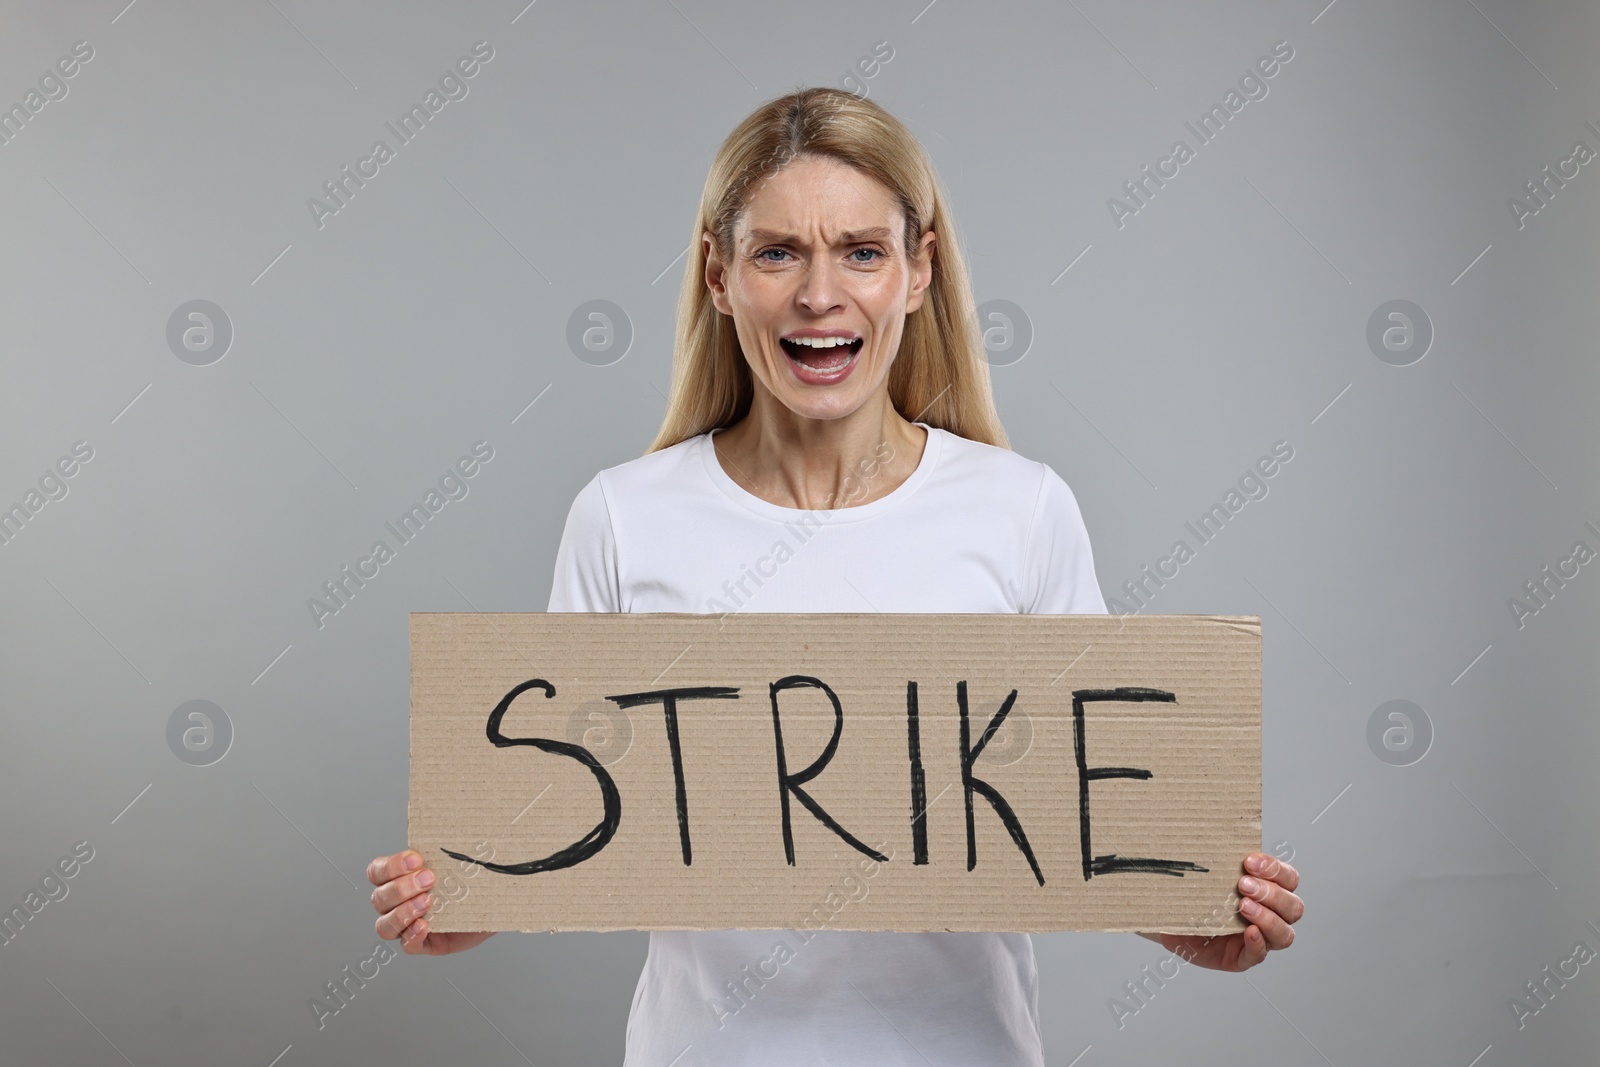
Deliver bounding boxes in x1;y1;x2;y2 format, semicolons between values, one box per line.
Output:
1248;855;1268;873
414;895;430;914
404;852;421;870
1239;876;1258;894
417;869;435;888
1241;898;1260;916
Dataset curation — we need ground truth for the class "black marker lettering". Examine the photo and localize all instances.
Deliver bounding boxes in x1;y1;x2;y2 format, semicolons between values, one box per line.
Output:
906;680;929;865
604;686;740;865
957;681;1043;886
443;679;620;875
770;675;890;865
1072;687;1209;880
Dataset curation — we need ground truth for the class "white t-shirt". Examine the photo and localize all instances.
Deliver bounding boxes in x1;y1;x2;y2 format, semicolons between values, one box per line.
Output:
547;421;1108;1067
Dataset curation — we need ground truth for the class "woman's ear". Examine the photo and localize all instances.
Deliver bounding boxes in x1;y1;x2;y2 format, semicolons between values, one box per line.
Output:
905;229;937;314
704;231;732;315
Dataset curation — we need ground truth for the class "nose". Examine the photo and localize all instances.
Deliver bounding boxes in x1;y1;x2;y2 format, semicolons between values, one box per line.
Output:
796;260;844;313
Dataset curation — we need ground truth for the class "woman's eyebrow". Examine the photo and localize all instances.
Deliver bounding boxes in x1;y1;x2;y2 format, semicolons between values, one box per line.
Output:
745;226;893;244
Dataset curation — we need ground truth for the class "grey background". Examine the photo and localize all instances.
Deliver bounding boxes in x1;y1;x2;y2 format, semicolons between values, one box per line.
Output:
1;0;1595;1064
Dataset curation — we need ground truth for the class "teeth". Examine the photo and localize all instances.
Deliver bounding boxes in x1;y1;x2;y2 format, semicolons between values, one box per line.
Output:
784;336;857;348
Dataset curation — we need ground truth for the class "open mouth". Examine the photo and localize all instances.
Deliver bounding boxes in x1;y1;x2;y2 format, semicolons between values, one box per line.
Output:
780;336;864;374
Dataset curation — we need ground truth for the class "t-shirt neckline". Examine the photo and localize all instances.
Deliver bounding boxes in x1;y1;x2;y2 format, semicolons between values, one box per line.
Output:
699;421;942;524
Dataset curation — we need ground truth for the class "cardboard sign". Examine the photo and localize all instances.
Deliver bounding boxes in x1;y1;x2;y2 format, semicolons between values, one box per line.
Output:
409;613;1260;934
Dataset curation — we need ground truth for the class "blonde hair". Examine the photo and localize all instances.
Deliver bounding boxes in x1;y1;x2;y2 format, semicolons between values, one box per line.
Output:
645;86;1009;453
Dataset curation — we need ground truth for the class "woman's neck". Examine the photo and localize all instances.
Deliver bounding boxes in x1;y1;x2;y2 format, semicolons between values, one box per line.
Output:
711;393;928;511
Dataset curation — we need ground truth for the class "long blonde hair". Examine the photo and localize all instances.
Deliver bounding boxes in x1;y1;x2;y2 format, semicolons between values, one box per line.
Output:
645;86;1009;453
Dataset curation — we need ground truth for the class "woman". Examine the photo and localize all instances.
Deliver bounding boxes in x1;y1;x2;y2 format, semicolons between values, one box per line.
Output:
368;86;1303;1064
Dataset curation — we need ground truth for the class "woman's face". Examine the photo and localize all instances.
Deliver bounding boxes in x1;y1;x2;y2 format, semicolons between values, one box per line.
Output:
705;155;936;424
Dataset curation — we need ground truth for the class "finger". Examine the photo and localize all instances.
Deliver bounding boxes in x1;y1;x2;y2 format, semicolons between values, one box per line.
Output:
1239;894;1295;950
400;917;432;955
1237;924;1269;970
370;868;437;915
367;850;423;887
1245;852;1299;892
1237;874;1305;925
376;892;433;941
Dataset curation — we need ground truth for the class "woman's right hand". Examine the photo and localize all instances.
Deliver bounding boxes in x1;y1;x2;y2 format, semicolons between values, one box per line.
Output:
368;849;497;956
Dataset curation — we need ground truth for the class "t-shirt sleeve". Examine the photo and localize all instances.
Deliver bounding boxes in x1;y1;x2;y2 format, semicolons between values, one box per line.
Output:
546;472;622;613
1021;463;1108;615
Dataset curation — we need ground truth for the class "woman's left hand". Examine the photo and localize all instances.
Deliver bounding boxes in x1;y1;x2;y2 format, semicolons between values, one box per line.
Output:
1136;852;1303;972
